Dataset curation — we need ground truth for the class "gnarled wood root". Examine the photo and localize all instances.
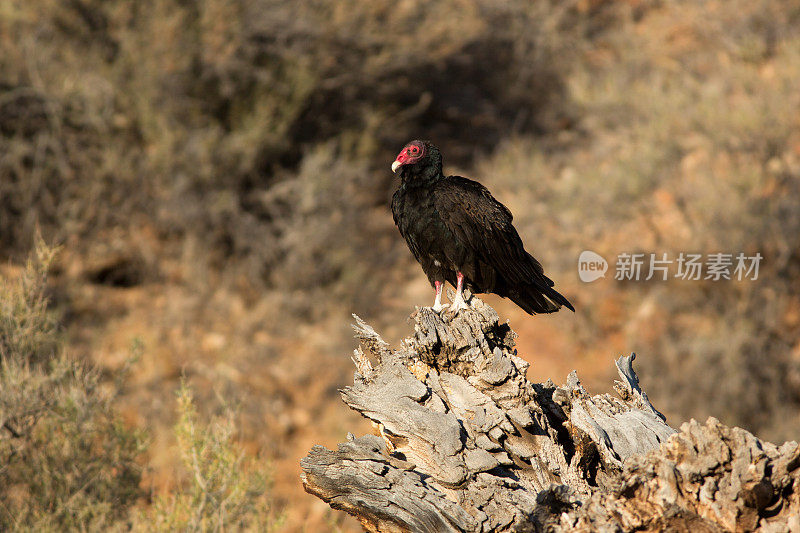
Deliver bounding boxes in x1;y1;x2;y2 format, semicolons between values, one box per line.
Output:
301;299;800;532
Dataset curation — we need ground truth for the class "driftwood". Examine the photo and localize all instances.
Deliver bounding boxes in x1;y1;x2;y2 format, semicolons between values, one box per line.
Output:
301;298;800;532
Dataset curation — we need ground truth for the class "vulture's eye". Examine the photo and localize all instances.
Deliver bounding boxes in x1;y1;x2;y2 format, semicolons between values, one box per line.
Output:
409;147;419;154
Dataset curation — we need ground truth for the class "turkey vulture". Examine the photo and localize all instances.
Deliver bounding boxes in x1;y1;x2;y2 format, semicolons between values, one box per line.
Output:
391;140;574;315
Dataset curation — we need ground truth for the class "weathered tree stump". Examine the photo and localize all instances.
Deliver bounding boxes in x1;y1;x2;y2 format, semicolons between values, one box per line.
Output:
301;298;800;532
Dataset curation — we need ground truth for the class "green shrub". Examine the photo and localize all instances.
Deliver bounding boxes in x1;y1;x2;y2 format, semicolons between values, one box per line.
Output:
0;240;145;530
145;380;281;532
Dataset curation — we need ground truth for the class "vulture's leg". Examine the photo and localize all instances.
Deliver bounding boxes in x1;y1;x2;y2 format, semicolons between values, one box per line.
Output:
432;281;447;312
450;272;470;312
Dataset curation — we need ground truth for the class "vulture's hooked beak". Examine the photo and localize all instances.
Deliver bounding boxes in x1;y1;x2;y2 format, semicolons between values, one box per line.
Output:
391;160;402;174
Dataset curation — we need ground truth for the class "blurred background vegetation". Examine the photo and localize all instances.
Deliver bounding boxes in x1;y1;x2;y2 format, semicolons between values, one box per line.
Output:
1;0;799;529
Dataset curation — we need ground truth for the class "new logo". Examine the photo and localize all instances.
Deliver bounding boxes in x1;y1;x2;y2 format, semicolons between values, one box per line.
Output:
578;250;608;282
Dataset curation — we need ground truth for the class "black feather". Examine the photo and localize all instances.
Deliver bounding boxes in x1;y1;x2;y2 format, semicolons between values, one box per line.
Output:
391;140;574;315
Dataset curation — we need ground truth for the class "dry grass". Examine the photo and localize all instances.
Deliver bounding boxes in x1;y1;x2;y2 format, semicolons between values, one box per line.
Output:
0;0;599;306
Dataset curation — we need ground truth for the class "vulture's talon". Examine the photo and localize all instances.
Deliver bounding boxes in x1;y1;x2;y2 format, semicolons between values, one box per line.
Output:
449;296;470;313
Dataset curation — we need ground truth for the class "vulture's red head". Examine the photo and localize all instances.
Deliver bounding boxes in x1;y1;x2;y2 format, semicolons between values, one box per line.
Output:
391;140;442;178
392;140;426;173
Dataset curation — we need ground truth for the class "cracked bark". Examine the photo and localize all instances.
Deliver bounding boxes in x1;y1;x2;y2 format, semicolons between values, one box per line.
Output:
301;298;800;532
